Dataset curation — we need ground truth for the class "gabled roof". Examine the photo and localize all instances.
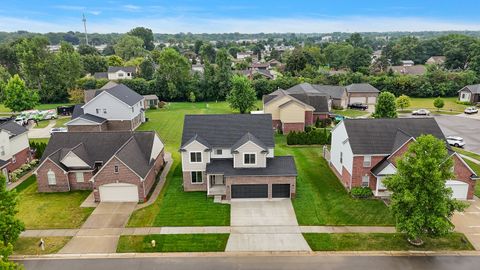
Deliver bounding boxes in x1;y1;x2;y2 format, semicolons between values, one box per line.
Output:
343;118;447;155
346;83;380;93
40;131;160;178
143;95;159;100
391;129;414;153
93;84;144;106
231;132;268;152
93;72;108;79
206;156;297;177
0;121;27;137
460;84;480;94
69;105;107;124
288;93;329;113
101;81;118;89
370;157;392;176
312;85;346;99
181;114;275;149
263;89;288;104
108;66;136;73
180;134;211;150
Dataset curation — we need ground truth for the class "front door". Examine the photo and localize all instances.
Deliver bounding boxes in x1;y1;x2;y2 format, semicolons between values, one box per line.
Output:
210;175;224;186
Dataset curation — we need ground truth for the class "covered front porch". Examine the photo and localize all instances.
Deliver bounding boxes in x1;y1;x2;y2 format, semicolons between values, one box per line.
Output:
207;174;226;196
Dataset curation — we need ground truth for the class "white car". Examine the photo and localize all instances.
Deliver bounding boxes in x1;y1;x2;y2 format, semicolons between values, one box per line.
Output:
446;136;465;148
412;109;431;116
464;107;478;114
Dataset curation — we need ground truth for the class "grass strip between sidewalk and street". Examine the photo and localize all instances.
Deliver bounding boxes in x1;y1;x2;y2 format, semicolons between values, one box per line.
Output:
13;237;71;255
117;234;229;252
303;233;474;251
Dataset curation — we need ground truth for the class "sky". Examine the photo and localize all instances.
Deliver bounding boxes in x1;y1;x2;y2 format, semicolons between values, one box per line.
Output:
1;0;480;33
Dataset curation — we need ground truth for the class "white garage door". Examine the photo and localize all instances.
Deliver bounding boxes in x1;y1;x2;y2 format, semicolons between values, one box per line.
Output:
99;183;139;202
445;180;468;200
367;96;376;104
349;97;367;104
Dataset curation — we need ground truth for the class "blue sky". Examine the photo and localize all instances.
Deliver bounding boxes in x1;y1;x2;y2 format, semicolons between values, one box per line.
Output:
1;0;480;33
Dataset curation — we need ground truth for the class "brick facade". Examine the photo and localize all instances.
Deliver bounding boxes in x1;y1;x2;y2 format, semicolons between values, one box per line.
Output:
282;122;304;133
313;113;329;121
182;171;207;191
142;150;165;199
67;171;94;190
305;111;313;126
225;175;296;200
36;159;70;192
453;154;476;200
5;147;31;173
351;155;386;188
107;120;134;131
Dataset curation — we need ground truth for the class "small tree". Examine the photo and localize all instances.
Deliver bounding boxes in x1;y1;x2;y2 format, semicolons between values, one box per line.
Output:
383;135;467;245
227;75;257;114
68;88;85;104
395;95;411;111
433;97;445;111
373;91;397;118
188;91;196;103
3;75;39;112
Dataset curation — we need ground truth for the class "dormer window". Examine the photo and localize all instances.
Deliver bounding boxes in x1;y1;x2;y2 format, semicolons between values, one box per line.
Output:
244;153;256;165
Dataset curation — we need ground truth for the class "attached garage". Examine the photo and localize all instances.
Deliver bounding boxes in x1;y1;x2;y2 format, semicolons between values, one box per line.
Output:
349;97;367;104
231;184;268;199
99;183;139;202
272;184;291;198
445;180;468;200
367;96;376;104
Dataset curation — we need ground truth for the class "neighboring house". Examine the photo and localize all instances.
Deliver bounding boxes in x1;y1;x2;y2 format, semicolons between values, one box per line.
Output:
264;87;331;133
458;84;480;104
237;52;253;60
240;69;274;80
143;95;160;109
389;65;427;75
330;118;477;200
400;60;414;66
35;131;165;202
345;83;380;105
93;66;136;80
426;56;446;65
191;64;205;74
180;114;297;200
67;83;145;132
0;121;31;181
251;62;270;70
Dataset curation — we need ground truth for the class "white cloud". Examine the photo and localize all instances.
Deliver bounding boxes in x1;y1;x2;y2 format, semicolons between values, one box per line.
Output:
122;5;141;11
53;5;86;11
1;15;480;33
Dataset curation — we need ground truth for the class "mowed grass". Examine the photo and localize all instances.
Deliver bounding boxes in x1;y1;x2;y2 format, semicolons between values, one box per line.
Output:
407;97;468;113
453;147;480;161
275;135;393;225
54;117;71;128
15;175;94;229
303;233;474;251
33;120;52;129
128;102;238;227
332;109;369;118
13;237;71;255
117;234;229;252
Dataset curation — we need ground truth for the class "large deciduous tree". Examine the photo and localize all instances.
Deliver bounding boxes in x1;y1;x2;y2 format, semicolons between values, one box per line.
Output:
107;55;124;67
227;75;257;114
154;48;191;100
214;49;233;99
345;47;371;72
81;54;108;75
114;35;146;60
373;91;397;118
3;74;39;112
15;36;50;91
127;27;155;51
383;135;467;245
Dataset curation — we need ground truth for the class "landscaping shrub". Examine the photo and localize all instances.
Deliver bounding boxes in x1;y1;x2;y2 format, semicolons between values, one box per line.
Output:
30;141;47;159
287;128;331;145
350;187;373;198
8;159;38;182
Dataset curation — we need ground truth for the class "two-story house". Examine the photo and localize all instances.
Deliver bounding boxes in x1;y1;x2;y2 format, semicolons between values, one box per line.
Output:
180;114;297;200
34;131;165;202
330;118;478;200
93;66;136;80
66;83;145;132
0;121;31;181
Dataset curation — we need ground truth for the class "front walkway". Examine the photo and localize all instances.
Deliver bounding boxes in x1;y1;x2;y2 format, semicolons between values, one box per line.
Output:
226;199;311;252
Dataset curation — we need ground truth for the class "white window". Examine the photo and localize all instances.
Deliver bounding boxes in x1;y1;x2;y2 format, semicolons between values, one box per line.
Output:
11;155;16;164
0;146;4;156
191;171;203;183
244;153;256;165
114;165;119;173
118;73;124;77
190;152;202;163
361;175;369;187
215;149;223;155
363;155;371;167
47;170;56;185
461;93;466;99
76;172;84;183
103;108;107;114
340;152;343;164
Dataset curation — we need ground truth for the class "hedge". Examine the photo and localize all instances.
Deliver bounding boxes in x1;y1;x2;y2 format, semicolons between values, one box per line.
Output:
286;128;331;145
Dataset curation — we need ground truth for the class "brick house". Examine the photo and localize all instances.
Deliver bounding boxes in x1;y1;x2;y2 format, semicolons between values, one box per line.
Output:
0;121;31;181
34;131;165;202
180;114;297;200
67;83;145;132
330;118;478;200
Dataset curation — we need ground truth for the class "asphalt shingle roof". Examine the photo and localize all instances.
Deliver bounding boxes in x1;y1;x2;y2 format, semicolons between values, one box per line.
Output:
94;84;144;106
288;93;329;113
345;83;380;93
0;121;27;137
181;114;275;149
462;84;480;94
107;66;136;73
206;156;297;177
231;132;268;152
343;118;447;155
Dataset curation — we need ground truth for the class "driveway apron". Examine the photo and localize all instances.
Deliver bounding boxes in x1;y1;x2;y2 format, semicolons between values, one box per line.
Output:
59;202;136;254
452;197;480;250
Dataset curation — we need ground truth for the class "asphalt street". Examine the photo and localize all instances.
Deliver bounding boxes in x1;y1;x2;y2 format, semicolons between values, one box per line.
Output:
434;115;480;153
16;255;480;270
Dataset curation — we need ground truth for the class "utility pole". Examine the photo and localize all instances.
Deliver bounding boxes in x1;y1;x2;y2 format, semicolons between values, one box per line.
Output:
82;13;89;45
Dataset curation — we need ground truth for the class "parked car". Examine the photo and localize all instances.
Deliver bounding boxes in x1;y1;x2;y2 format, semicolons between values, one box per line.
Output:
446;136;465;148
49;127;67;135
14;117;28;126
57;105;75;116
348;103;368;110
412;109;431;116
464;107;478;114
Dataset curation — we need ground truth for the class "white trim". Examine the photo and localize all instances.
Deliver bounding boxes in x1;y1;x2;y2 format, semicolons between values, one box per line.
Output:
189;151;202;163
181;138;210;150
243;152;257;165
34;155;68;175
233;140;266;152
190;171;204;184
82;90;132;110
452;152;478;179
65;117;104;126
390;137;416;158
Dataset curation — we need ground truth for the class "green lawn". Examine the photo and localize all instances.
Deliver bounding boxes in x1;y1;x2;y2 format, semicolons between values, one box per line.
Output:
303;233;473;251
15;175;94;229
117;234;229;252
453;147;480;161
33;120;52;129
407;97;468;113
127;102;236;227
332;109;369;118
29;138;49;145
13;237;71;255
54;117;71;128
275;135;393;225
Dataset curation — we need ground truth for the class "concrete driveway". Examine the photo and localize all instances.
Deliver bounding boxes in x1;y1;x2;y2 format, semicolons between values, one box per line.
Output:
59;202;136;254
434;115;480;153
226;199;311;252
452;197;480;250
